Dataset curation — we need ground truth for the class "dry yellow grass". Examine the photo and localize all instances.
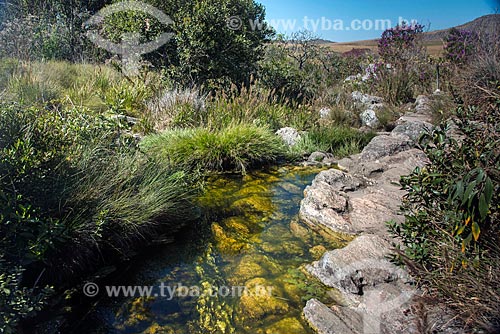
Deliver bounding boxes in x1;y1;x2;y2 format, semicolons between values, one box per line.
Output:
322;39;444;56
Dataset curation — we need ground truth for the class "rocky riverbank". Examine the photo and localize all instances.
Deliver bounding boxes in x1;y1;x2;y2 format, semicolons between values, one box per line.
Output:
299;96;464;334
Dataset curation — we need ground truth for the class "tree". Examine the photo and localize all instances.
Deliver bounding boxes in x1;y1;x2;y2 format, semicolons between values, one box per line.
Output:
170;0;273;88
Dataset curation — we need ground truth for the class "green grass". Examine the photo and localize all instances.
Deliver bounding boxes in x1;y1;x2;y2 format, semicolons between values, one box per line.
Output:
290;126;376;158
141;124;287;174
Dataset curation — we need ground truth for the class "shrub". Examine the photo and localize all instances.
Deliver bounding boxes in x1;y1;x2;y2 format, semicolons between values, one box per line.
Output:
455;49;500;112
258;41;316;103
372;22;433;105
388;104;500;330
378;22;425;65
140;124;286;174
444;28;479;65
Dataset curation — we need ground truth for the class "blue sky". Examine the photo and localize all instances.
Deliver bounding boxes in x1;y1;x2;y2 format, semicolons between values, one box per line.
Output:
258;0;499;42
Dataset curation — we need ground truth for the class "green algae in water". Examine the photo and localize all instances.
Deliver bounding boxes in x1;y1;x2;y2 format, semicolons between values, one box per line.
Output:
67;167;351;334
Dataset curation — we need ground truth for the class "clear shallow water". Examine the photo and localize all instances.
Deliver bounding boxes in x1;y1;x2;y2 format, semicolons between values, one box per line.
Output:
64;166;349;334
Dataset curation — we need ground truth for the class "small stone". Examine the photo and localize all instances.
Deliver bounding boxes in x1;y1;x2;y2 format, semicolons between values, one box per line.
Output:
360;109;380;128
276;127;302;146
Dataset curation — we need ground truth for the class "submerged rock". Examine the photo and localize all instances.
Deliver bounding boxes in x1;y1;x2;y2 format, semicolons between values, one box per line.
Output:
309;245;327;260
264;317;307;334
212;223;248;254
238;278;289;320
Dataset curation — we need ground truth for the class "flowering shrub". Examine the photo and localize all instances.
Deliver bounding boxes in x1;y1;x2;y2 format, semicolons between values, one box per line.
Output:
444;28;479;65
370;22;432;104
378;21;425;65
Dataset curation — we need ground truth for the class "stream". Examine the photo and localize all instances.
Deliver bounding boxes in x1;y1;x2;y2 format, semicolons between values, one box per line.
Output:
63;166;349;334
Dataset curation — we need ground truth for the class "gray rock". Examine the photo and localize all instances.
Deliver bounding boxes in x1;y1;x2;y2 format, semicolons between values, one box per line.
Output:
344;74;363;83
111;114;139;125
304;299;362;334
320;107;332;119
276;127;301;146
415;95;431;114
311;169;361;192
359;135;413;161
351;149;428;179
307;235;411;295
391;120;433;142
309;151;328;163
351;91;384;110
360;109;380;128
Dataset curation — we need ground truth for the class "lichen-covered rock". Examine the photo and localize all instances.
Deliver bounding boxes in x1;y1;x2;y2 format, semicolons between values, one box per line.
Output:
307;235;410;295
360;109;380;128
415;95;431;113
351;91;384;110
359;135;413;161
311;169;361;192
299;185;354;235
391;120;433;142
304;299;361;334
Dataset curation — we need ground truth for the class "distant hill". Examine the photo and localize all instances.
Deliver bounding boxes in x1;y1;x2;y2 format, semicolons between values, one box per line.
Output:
422;14;500;42
311;38;335;44
323;14;500;56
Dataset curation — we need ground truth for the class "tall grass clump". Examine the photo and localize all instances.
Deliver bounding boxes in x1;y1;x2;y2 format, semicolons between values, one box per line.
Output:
141;124;286;174
205;85;318;131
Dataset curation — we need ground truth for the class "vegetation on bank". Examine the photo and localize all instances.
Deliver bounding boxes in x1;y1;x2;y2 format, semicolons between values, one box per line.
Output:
0;0;498;332
389;39;500;331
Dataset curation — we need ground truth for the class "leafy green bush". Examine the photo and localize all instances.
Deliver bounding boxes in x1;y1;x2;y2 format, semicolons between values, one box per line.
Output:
388;105;499;329
141;124;286;174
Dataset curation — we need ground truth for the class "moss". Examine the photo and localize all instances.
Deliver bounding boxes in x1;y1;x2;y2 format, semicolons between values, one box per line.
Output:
123;297;153;327
238;278;289;320
264;317;306;334
141;323;175;334
211;223;249;254
309;245;328;260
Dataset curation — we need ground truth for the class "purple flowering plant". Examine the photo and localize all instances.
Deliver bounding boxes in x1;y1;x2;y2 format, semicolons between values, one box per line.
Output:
444;28;479;64
378;21;425;65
